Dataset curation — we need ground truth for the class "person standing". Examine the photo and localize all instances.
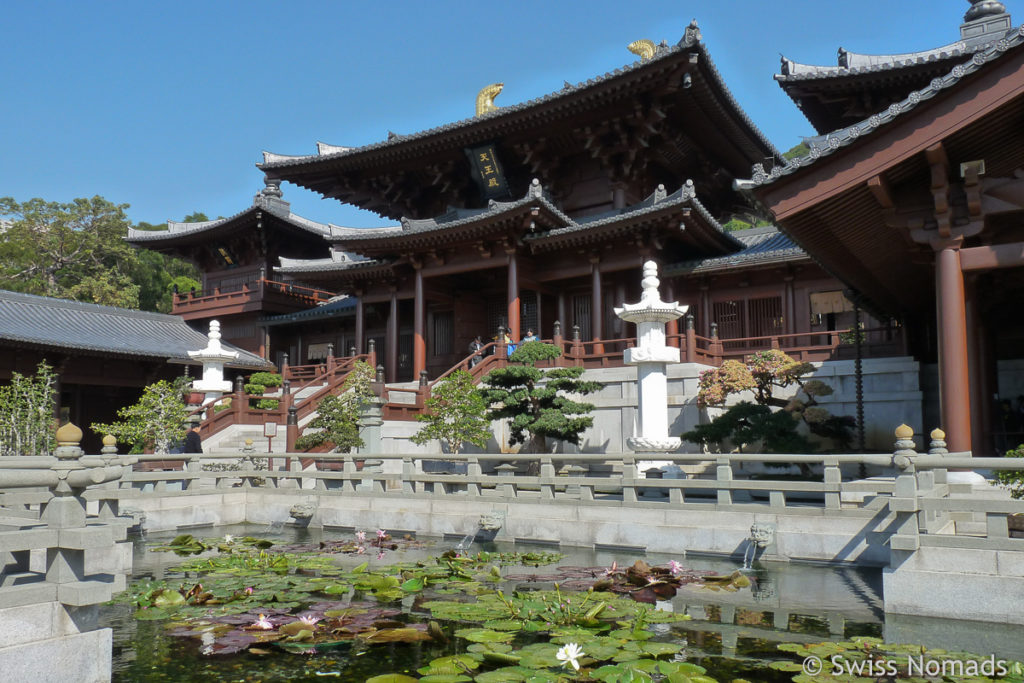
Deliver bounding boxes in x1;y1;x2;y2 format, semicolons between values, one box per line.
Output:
522;328;539;343
468;335;484;368
184;422;203;454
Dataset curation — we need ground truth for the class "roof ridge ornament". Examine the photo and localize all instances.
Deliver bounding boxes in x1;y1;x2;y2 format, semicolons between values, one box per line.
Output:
627;39;656;61
475;83;503;116
679;19;701;48
965;0;1007;22
528;178;543;199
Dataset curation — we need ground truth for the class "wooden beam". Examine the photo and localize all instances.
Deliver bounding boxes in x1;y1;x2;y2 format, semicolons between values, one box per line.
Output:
866;174;894;209
959;242;1024;271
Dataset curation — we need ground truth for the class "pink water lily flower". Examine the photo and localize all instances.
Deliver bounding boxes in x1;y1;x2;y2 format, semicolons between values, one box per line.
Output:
355;531;366;543
667;560;684;576
376;529;387;540
298;615;320;627
251;614;274;630
244;586;254;595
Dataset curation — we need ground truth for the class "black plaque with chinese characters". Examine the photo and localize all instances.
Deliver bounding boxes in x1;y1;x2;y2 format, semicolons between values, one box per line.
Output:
465;143;510;199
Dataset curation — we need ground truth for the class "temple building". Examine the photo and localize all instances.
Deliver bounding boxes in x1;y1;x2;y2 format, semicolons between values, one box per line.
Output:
743;0;1024;455
131;21;884;383
128;3;1024;454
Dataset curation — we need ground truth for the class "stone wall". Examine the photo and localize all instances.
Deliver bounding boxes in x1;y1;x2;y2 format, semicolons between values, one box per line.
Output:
374;357;923;455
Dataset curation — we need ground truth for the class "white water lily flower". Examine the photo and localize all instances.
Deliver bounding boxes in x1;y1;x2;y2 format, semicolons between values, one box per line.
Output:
556;642;585;671
224;534;234;543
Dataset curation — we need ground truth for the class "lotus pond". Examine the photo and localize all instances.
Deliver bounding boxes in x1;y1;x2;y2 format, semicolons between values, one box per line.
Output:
101;525;1024;682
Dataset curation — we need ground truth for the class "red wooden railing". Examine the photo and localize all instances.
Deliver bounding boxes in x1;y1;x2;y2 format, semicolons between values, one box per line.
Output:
193;325;904;433
172;278;334;315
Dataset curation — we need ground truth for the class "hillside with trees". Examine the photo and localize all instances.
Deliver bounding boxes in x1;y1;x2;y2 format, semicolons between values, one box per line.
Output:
0;195;201;312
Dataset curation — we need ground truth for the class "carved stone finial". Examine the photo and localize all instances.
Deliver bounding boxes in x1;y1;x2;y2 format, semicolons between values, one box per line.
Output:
930;427;946;440
895;424;914;439
261;176;283;198
475;83;504;117
56;422;83;447
627;39;656;61
965;0;1007;22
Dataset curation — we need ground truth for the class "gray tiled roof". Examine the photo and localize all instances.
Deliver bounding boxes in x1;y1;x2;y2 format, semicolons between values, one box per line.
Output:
777;41;982;82
259;21;780;171
741;24;1024;189
0;290;271;368
126;195;332;244
261;296;358;326
276;253;384;275
528;180;739;250
663;227;806;275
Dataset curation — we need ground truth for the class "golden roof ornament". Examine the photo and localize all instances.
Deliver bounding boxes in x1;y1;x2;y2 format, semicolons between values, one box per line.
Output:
475;83;503;117
627;39;656;61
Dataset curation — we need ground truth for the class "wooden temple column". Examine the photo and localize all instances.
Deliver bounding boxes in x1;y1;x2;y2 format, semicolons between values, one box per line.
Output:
964;274;989;457
699;283;711;338
665;281;679;348
784;275;796;336
935;243;972;453
354;292;365;354
557;292;567;332
387;288;398;383
590;256;603;354
413;265;426;379
506;249;520;342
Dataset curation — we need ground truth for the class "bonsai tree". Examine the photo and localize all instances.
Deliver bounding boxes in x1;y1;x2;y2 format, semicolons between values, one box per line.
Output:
295;361;375;452
479;341;601;453
0;361;57;456
410;369;491;455
683;349;854;454
92;376;192;454
244;371;283;411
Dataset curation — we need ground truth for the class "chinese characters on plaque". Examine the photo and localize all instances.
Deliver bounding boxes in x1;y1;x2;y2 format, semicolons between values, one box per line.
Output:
465;143;510;199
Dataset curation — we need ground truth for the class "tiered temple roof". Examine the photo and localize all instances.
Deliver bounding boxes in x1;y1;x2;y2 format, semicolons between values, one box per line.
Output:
777;1;1015;133
257;21;782;222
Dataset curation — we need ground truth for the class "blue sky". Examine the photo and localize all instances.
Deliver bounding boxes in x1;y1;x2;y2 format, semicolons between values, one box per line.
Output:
0;1;978;228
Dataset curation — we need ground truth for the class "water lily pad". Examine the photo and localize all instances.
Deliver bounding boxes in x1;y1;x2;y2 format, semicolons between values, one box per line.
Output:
365;675;418;683
359;627;433;644
400;577;425;592
474;668;526;682
454;628;516;643
418;654;480;676
419;676;472;683
274;639;352;654
482;619;522;632
134;607;171;621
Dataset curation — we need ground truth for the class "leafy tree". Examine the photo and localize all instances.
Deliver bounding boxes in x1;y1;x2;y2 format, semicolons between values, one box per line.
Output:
295;361;375;452
410;370;491;455
684;349;854;453
92;377;192;454
479;342;601;453
0;362;57;456
996;443;1024;499
0;196;201;312
0;196;138;301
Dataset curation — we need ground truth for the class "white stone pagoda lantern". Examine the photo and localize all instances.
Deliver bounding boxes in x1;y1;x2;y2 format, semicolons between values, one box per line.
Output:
615;261;688;453
188;320;238;405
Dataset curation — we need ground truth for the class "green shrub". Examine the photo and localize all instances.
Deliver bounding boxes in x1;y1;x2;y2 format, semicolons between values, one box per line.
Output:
249;372;283;387
255;398;279;411
996;443;1024;499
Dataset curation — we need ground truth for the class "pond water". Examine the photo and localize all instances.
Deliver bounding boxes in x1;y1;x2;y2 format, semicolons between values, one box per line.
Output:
100;524;1024;682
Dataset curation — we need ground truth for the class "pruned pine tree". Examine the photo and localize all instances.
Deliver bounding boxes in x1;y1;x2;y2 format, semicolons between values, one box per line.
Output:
479;342;601;454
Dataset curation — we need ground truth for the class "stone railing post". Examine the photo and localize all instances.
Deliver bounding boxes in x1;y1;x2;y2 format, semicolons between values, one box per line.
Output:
234;375;245;420
823;457;841;510
622;455;638;503
716;456;733;506
341;456;357;493
540;456;556;499
890;424;920;551
402;456;415;494
280;352;290;381
467;456;482;496
326;343;335;372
